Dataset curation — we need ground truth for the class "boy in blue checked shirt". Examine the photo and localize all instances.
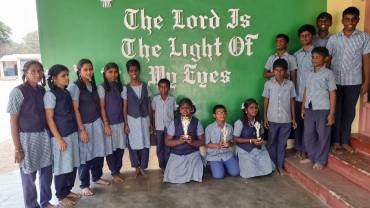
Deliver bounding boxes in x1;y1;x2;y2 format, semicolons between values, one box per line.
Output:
327;7;370;153
263;58;297;175
301;47;336;170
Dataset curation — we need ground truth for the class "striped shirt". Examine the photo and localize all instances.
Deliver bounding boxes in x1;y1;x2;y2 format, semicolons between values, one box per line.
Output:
304;67;337;110
313;34;331;47
262;78;296;123
326;30;370;85
152;95;177;131
264;52;297;74
294;46;314;101
205;122;234;162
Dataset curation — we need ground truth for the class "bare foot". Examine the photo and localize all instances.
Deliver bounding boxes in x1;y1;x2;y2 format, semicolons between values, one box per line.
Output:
300;158;313;164
118;173;125;180
342;144;355;154
59;197;75;207
135;168;141;178
67;192;81;200
295;151;303;160
313;163;324;170
331;143;342;153
139;168;148;178
95;178;111;185
277;168;285;176
81;187;94;196
112;175;124;183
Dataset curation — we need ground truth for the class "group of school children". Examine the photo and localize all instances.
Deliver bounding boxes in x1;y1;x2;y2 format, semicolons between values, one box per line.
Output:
8;6;370;208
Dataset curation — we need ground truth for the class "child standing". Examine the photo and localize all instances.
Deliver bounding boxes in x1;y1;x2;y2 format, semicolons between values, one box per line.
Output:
68;59;110;196
98;62;126;183
263;34;297;83
294;24;316;160
234;99;275;178
44;64;81;207
263;59;297;175
122;59;152;177
301;47;336;170
151;78;176;172
7;60;54;208
205;105;239;179
164;98;205;183
313;12;333;47
327;7;370;153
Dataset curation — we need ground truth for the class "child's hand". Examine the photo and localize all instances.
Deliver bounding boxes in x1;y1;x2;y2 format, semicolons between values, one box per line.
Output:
292;120;298;129
264;120;269;129
104;125;112;137
185;135;193;144
221;141;229;148
254;139;263;146
80;129;89;143
124;124;130;134
14;149;24;164
179;135;187;144
57;138;68;152
326;114;335;126
301;108;305;119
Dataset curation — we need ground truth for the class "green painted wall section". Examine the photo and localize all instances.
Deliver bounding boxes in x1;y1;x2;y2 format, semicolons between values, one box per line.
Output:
36;0;326;125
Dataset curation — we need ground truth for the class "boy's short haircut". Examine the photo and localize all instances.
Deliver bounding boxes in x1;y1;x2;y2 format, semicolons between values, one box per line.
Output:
158;78;171;87
317;12;333;23
312;46;329;57
343;6;360;17
273;58;288;71
297;24;316;36
276;34;290;43
126;59;141;73
213;104;227;114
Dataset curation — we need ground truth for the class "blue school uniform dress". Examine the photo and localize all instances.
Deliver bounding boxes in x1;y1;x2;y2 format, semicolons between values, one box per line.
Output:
151;95;176;169
205;122;239;179
164;116;204;183
327;30;370;145
121;83;151;169
262;78;296;169
233;119;275;178
44;88;80;200
303;67;337;165
98;84;127;176
7;83;53;208
67;82;105;188
294;46;314;152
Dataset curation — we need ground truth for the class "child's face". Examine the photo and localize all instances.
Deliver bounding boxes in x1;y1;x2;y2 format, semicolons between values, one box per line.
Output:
179;103;192;118
128;66;140;81
273;67;286;80
342;14;359;32
105;67;119;83
25;64;44;84
311;53;326;68
158;83;169;96
80;63;94;82
275;37;288;51
213;108;227;122
317;17;332;31
53;70;69;88
245;103;258;118
299;31;313;46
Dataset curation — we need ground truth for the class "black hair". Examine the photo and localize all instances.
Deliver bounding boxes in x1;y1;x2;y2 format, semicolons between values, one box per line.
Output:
158;78;171;88
276;34;289;43
317;12;332;23
272;58;288;71
241;98;261;122
297;24;316;36
212;104;227;114
102;62;123;92
47;64;69;90
343;6;360;17
22;60;46;87
126;59;141;73
176;98;196;117
75;58;97;91
312;46;329;57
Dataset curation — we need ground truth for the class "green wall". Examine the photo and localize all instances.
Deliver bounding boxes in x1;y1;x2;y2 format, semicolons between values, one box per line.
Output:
36;0;326;125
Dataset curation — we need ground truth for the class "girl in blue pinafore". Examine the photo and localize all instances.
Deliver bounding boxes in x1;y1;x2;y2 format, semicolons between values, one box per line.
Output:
233;98;275;178
44;64;81;207
67;59;110;196
7;60;54;208
98;62;127;183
